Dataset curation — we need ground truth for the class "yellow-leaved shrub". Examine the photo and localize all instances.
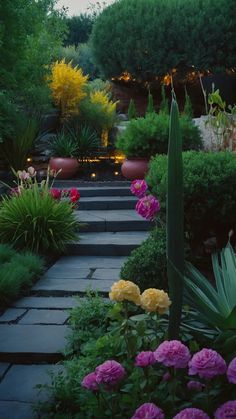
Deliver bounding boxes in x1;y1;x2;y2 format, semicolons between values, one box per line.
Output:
49;60;88;117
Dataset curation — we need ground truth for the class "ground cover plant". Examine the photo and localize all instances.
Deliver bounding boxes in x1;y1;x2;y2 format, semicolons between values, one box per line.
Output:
0;244;43;308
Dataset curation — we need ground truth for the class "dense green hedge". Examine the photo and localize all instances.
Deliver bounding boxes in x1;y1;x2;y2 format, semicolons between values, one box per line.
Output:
116;112;202;158
120;228;167;291
92;0;236;80
146;151;236;248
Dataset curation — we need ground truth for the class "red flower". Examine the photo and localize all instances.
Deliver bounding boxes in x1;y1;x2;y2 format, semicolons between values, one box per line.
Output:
69;188;80;203
50;188;62;200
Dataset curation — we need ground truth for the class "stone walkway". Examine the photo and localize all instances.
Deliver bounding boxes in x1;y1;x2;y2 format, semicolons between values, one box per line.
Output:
0;181;150;418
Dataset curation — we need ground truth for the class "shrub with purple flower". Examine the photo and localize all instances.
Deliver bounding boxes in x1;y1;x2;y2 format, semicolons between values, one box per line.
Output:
173;407;210;419
130;179;148;198
214;400;236;418
154;340;190;369
189;348;226;379
81;372;99;392
131;403;164;419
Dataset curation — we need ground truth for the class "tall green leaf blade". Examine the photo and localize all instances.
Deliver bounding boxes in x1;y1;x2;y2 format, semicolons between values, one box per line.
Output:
167;95;184;339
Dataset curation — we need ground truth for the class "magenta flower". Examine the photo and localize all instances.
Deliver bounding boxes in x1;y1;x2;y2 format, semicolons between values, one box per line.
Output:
227;357;236;384
130;179;148;198
95;360;125;387
154;340;190;369
69;187;80;203
187;380;205;391
173;408;210;419
214;400;236;418
135;351;155;368
131;403;164;419
136;194;160;221
189;348;226;379
50;188;62;200
81;372;99;391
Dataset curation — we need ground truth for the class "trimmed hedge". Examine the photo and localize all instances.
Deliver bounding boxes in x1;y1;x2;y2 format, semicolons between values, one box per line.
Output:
91;0;236;80
146;151;236;248
120;228;167;291
116;112;202;158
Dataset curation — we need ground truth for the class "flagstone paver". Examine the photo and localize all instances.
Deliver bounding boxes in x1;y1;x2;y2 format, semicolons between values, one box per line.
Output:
18;309;69;325
13;296;80;309
0;401;36;419
0;308;27;323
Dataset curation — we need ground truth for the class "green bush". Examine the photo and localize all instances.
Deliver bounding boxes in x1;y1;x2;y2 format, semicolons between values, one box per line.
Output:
0;245;43;308
58;44;100;80
120;228;167;291
146;151;236;248
91;0;236;80
116;112;202;158
0;189;79;254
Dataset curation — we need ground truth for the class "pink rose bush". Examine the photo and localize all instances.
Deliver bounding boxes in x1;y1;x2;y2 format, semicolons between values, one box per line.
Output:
227;357;236;384
130;179;148;198
135;351;155;368
136;194;160;221
154;340;191;369
214;400;236;418
173;408;210;419
131;403;164;419
189;348;226;379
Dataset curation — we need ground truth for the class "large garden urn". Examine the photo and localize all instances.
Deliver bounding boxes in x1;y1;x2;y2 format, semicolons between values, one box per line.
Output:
121;158;149;180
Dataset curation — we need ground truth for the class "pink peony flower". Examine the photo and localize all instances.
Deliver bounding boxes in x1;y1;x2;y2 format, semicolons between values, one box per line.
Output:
50;188;62;200
130;179;148;198
154;340;190;369
173;408;210;419
131;402;164;419
69;187;80;203
227;357;236;384
214;400;236;418
189;348;226;379
187;380;205;391
81;372;99;391
95;360;125;387
136;194;160;221
135;351;155;367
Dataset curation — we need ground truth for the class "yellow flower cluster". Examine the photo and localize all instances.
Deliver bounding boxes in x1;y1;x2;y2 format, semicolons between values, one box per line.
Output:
140;288;171;314
49;60;88;117
109;280;141;305
109;280;171;315
90;91;117;118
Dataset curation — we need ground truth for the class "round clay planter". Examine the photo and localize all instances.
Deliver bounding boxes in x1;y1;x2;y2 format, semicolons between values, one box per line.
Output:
49;157;79;179
121;158;149;180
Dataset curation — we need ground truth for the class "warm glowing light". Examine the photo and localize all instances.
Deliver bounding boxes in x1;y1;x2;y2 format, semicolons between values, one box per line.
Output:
27;157;32;162
101;129;109;147
114;171;119;176
163;74;172;86
117;71;132;82
91;173;97;179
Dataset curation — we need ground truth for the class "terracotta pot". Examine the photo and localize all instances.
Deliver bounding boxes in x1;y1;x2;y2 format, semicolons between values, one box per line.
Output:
49;157;79;179
121;158;149;180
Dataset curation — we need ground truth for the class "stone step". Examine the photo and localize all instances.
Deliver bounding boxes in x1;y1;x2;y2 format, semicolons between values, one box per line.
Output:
54;180;130;188
67;231;148;256
0;324;68;363
78;196;137;210
66;186;132;197
77;210;151;232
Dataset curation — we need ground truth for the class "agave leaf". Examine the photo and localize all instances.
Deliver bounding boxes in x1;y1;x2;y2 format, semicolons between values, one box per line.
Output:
212;252;230;312
221;243;236;308
223;306;236;329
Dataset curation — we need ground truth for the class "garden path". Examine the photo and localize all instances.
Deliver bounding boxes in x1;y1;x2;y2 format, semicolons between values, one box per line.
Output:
0;181;150;418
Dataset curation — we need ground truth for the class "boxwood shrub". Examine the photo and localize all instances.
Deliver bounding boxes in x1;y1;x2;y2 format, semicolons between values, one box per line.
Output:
146;151;236;248
116;112;202;158
120;228;167;291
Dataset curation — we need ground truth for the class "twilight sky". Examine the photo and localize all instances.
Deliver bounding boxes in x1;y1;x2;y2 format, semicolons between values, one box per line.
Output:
56;0;115;15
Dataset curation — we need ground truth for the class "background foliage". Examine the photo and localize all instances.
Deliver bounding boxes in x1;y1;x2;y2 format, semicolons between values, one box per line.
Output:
91;0;236;80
